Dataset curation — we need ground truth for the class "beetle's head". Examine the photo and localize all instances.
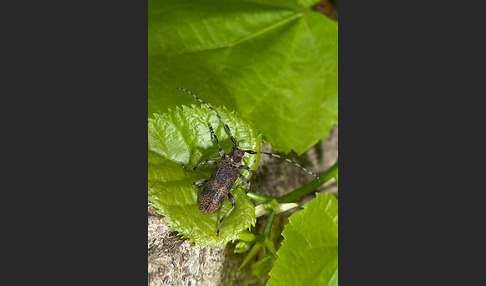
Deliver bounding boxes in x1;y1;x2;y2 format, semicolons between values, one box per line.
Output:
227;147;244;165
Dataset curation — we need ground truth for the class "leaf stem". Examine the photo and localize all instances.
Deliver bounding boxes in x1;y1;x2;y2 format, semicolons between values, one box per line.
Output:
277;160;338;203
262;210;275;237
246;191;273;203
248;160;337;245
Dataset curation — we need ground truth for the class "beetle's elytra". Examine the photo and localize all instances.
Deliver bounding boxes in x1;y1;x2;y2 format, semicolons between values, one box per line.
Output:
178;87;320;236
199;154;242;214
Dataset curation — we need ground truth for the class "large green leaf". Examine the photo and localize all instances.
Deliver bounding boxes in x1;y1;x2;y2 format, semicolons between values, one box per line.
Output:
148;105;261;246
267;192;338;286
148;0;338;154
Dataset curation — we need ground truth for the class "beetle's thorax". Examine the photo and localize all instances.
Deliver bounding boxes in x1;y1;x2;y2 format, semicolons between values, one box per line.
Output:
226;147;244;167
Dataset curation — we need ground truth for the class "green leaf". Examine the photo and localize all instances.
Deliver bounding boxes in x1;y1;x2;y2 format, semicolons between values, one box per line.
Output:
252;253;275;278
267;192;338;286
148;0;338;154
148;105;261;247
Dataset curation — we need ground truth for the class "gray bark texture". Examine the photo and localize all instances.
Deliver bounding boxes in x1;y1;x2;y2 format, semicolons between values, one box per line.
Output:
148;125;338;286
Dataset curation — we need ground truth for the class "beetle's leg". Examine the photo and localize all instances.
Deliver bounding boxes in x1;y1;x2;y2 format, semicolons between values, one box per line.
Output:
239;174;250;184
192;179;208;189
243;182;251;194
237;168;252;193
217;192;235;237
208;124;225;158
239;174;251;193
238;165;255;174
182;160;217;171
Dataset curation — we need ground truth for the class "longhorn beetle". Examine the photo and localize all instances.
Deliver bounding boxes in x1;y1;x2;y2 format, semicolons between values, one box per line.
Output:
177;87;320;236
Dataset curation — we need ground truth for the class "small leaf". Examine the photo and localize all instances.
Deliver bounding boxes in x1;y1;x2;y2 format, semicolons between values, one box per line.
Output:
236;230;257;242
263;237;278;258
255;204;269;218
271;202;299;214
267;192;338;286
148;105;261;247
251;253;275;278
240;242;263;270
234;241;253;254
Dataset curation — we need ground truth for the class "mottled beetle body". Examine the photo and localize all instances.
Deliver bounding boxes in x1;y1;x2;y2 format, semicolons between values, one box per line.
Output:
178;87;320;236
199;149;243;214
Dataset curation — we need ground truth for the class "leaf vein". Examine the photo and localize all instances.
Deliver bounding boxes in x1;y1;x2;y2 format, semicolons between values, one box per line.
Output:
164;12;304;57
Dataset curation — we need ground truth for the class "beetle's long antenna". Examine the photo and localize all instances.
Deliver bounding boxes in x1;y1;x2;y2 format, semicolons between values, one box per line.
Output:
243;150;321;182
178;87;238;148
